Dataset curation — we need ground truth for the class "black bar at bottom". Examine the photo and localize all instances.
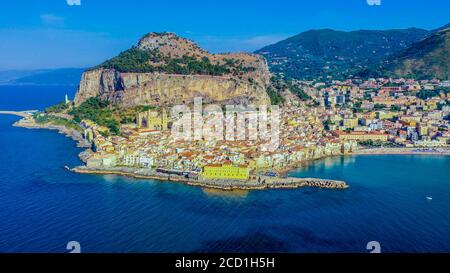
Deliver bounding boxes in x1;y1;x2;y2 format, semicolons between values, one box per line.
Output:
0;253;447;272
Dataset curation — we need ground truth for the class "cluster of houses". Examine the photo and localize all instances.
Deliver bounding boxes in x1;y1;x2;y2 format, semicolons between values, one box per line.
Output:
315;78;450;147
80;103;356;179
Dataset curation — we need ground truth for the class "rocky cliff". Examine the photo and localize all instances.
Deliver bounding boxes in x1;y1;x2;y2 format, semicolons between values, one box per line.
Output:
75;32;271;107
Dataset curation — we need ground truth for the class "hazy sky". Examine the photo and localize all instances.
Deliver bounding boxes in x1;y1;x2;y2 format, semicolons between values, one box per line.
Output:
0;0;449;70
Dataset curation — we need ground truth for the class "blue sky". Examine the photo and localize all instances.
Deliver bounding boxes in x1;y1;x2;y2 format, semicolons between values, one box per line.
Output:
0;0;449;70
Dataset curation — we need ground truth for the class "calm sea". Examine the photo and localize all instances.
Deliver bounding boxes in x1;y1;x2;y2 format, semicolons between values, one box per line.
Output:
0;85;449;253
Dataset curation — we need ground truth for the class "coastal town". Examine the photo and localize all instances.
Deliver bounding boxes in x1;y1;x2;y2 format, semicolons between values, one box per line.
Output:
5;76;448;190
79;77;450;175
1;28;448;191
3;0;450;256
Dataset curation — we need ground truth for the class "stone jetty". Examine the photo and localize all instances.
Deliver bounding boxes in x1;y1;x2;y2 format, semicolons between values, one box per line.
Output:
71;166;348;191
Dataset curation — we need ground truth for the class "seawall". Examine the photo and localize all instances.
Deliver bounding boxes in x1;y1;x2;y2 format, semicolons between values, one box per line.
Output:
72;166;349;191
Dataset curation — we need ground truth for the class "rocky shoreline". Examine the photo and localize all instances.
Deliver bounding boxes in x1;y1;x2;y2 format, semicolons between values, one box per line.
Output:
13;116;91;148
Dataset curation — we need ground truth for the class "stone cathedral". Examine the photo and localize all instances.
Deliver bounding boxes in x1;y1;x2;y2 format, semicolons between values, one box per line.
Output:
136;109;169;131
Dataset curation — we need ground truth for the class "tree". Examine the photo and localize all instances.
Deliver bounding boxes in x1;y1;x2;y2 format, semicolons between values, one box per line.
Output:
45;101;68;113
374;103;386;110
69;97;120;135
390;105;401;111
266;87;285;105
417;90;439;100
288;82;311;101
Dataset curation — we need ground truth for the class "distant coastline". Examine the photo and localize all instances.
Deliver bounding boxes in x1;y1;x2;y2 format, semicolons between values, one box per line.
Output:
0;68;85;86
0;83;78;87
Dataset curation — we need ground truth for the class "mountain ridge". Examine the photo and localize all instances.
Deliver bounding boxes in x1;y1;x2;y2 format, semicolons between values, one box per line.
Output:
255;27;430;80
378;28;450;80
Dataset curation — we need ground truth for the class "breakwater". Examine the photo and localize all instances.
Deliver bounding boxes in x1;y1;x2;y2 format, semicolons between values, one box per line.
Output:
72;166;348;191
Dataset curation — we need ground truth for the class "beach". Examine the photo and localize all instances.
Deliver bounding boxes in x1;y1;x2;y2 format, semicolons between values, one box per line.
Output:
354;147;450;156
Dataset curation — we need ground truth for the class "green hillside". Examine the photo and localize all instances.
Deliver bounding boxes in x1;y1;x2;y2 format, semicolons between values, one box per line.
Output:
379;28;450;80
255;28;429;80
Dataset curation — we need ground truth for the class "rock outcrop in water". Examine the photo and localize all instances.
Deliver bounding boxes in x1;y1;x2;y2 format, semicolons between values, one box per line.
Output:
74;32;271;107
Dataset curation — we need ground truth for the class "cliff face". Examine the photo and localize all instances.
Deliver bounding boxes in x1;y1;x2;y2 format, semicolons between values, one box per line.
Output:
75;68;271;107
74;32;271;107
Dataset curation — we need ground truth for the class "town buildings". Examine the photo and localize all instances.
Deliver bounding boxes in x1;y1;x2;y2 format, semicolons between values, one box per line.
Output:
202;163;249;180
78;77;449;178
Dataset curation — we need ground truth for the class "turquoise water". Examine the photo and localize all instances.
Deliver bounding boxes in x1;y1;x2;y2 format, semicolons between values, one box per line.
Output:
0;85;449;253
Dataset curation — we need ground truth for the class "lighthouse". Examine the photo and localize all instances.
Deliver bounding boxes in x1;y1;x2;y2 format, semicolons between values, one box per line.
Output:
65;94;69;104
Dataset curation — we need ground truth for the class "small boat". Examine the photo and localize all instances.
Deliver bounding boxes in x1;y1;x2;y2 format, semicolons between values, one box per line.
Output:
426;196;433;200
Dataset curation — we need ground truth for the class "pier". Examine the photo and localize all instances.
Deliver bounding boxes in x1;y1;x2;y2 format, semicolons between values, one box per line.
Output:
72;166;349;191
0;110;38;118
262;177;348;189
